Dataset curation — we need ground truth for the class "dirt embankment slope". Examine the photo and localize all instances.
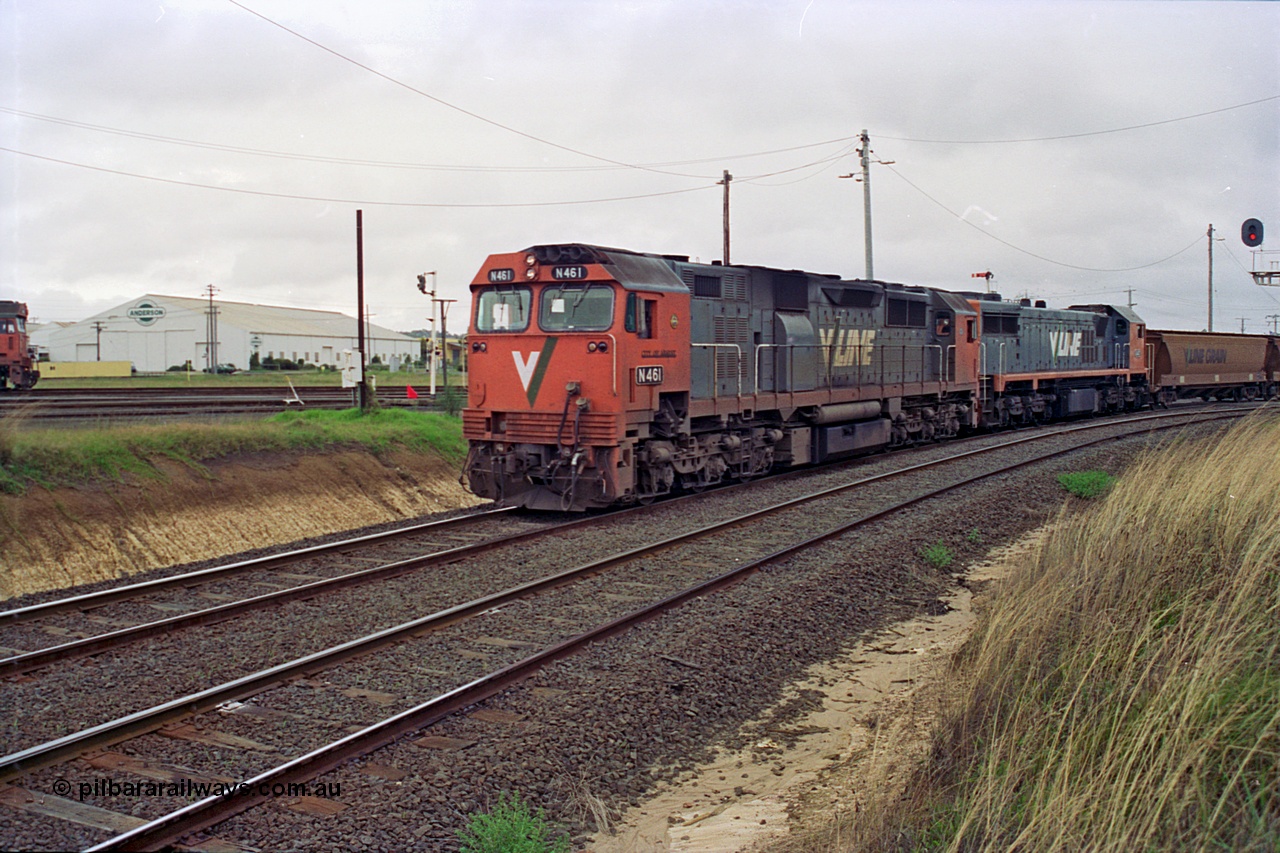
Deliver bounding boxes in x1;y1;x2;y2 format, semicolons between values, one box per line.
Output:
0;450;481;600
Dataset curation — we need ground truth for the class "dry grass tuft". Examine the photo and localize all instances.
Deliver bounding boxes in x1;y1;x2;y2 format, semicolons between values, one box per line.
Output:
795;413;1280;852
554;773;614;836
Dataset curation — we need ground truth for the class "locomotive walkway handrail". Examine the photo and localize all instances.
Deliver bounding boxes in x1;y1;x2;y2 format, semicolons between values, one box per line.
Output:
691;342;744;399
605;332;618;395
926;344;944;383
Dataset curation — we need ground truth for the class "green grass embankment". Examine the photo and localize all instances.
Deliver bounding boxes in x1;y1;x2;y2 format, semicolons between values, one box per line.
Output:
815;414;1280;852
0;408;466;495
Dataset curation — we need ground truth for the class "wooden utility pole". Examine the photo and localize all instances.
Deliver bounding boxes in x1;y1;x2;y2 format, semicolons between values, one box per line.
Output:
356;210;370;411
841;131;893;280
437;298;457;404
204;284;219;373
1207;223;1215;332
860;130;874;280
718;170;732;265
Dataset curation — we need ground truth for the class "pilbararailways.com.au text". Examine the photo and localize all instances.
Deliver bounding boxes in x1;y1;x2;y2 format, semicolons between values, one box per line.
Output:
51;777;341;802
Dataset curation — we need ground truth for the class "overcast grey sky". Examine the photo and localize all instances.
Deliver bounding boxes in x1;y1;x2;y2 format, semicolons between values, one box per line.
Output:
2;0;1278;334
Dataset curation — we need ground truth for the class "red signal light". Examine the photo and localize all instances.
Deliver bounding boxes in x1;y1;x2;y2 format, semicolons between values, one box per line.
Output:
1242;218;1263;248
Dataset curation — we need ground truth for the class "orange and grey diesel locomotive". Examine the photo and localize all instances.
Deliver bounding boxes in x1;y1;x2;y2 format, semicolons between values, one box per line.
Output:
0;301;39;391
460;244;1152;511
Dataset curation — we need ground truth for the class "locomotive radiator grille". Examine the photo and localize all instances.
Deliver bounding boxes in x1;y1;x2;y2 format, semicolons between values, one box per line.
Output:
464;410;619;445
713;314;752;384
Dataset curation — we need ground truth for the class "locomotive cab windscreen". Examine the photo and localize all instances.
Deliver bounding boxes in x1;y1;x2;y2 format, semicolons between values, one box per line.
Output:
537;283;615;332
474;285;532;332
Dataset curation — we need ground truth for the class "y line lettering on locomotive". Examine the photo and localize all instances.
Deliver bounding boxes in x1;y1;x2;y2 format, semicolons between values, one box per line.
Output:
818;327;876;368
1049;329;1083;359
460;244;1278;511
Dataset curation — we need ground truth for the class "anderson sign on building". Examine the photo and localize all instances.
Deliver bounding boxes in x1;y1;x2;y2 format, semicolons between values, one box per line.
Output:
126;300;167;326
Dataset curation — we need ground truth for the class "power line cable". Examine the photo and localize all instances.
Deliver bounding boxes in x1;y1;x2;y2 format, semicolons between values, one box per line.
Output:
0;106;857;174
1221;243;1280;306
877;94;1280;144
735;142;861;185
226;0;717;180
884;164;1204;272
0;144;718;207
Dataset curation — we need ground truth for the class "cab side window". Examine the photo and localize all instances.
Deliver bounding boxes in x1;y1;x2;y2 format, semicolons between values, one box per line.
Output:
935;311;952;337
626;293;656;339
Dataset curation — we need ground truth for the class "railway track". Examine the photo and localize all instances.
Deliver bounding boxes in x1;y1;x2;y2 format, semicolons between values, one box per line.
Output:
0;507;553;674
0;404;1243;678
0;385;443;422
0;405;1262;851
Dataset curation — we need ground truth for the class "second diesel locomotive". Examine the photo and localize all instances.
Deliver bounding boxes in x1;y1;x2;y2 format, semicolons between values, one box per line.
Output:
0;301;39;392
461;244;1177;511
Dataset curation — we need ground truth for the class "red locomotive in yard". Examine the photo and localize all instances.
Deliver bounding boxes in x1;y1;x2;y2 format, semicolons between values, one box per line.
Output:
0;301;39;391
461;244;1276;511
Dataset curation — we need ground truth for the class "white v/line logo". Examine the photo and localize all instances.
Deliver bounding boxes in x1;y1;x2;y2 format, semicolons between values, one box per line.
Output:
512;351;541;391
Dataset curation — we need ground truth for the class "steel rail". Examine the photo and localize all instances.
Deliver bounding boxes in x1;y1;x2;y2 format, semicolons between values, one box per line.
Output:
0;409;1247;787
0;509;607;675
0;386;436;420
0;407;1229;674
0;507;515;627
85;409;1259;852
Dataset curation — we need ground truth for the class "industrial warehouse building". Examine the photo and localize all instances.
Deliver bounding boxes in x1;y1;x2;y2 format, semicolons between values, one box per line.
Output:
33;294;419;373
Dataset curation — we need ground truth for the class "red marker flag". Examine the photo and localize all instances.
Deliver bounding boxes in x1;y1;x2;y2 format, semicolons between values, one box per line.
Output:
406;385;419;400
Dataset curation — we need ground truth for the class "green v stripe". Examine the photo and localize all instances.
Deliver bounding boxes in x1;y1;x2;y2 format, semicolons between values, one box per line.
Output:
526;336;558;406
